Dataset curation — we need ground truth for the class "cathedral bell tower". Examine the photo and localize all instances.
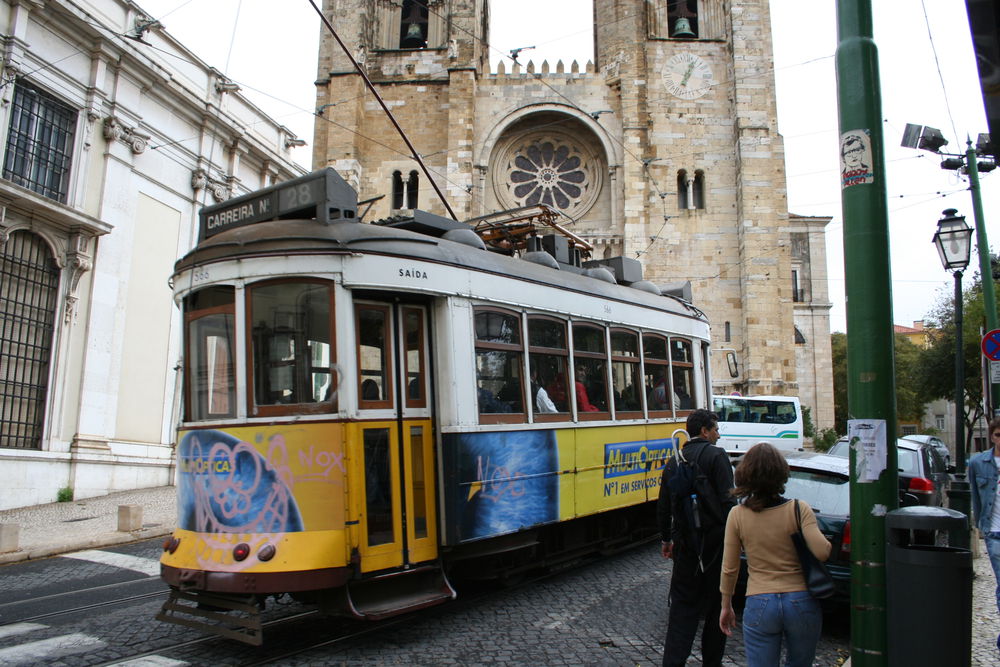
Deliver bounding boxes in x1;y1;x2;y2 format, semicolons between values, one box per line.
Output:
313;0;488;219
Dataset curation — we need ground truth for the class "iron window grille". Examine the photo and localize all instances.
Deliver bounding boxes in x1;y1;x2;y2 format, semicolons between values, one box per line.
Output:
3;81;76;202
0;230;59;449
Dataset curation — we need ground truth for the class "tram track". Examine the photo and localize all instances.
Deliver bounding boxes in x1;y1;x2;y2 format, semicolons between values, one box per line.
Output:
0;576;167;626
89;539;656;666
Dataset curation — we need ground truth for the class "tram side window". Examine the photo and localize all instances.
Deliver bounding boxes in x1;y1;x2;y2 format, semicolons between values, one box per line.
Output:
527;316;569;415
250;282;335;409
670;338;695;410
185;287;236;421
572;323;609;413
357;304;393;407
643;333;672;412
474;308;524;417
610;329;642;415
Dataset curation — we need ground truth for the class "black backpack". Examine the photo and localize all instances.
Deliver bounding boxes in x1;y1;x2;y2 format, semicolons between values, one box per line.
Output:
666;443;725;571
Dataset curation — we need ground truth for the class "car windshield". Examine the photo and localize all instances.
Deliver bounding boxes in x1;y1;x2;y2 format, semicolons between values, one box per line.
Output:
827;440;849;457
785;469;850;516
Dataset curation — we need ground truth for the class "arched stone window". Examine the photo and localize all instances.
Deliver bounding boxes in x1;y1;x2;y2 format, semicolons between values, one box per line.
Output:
668;0;699;39
692;169;705;209
677;169;688;210
0;230;60;449
677;169;705;210
392;169;419;209
794;326;806;345
399;0;428;48
375;0;445;50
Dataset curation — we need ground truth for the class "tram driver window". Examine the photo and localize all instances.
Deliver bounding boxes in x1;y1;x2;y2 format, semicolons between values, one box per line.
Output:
474;308;524;420
249;281;335;412
184;286;236;421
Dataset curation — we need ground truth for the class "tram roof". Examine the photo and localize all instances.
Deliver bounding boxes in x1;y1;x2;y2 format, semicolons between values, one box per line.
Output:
174;217;707;322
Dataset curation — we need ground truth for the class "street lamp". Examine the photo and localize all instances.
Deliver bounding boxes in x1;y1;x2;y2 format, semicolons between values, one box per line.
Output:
933;208;974;549
905;123;1000;416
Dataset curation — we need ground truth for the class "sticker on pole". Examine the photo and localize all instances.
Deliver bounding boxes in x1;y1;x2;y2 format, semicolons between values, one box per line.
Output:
983;329;1000;361
840;130;875;189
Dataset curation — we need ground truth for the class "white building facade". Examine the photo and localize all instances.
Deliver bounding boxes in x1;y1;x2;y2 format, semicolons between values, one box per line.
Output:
0;0;305;510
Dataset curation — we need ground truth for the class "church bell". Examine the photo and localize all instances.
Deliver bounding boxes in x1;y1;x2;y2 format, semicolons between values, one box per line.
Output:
400;3;427;49
671;17;695;38
402;21;424;48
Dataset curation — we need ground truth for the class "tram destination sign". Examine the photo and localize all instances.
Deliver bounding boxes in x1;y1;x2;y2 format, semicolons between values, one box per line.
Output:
198;168;358;241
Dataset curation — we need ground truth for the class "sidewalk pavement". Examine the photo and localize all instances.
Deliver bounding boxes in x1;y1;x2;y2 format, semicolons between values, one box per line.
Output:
0;486;999;663
0;485;176;565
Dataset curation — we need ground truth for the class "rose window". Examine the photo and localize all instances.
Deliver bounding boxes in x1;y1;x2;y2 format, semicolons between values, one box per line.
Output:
510;142;587;209
494;128;602;219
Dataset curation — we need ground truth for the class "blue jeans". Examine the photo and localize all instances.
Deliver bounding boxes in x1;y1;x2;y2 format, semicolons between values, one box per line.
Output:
985;532;1000;615
742;591;822;667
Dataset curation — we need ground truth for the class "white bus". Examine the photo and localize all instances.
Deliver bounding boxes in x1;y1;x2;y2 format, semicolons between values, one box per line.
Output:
711;395;804;453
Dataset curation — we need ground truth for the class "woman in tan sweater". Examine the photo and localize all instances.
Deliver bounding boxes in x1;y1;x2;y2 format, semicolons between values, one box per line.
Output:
719;442;831;667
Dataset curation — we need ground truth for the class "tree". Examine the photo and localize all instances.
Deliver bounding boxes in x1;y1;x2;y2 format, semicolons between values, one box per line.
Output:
920;270;1000;454
831;332;847;434
829;331;932;436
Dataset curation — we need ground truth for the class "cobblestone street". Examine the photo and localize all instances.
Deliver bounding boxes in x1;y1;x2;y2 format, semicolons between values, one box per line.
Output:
972;548;1000;665
259;542;852;666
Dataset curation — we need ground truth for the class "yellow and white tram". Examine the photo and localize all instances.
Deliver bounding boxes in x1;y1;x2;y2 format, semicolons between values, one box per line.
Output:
157;168;712;643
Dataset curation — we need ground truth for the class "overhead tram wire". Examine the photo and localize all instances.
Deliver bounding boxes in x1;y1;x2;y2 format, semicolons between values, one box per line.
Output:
920;0;960;146
306;0;457;220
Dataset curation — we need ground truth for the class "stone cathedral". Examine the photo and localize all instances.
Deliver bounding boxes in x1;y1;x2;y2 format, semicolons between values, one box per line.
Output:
312;0;834;431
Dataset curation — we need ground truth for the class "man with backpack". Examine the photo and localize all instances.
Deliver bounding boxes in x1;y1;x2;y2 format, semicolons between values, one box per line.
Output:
657;409;736;667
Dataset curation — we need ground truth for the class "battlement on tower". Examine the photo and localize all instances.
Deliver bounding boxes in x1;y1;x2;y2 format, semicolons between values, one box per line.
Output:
484;59;597;80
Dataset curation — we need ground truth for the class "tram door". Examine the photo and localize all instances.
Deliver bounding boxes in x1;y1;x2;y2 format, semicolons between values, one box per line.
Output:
353;301;437;573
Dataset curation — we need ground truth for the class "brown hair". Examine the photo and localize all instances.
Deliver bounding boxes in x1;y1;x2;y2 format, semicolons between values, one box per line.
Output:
733;442;789;512
990;417;1000;438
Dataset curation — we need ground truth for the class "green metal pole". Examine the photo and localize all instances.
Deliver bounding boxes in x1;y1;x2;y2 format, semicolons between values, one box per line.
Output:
966;140;999;420
836;1;898;665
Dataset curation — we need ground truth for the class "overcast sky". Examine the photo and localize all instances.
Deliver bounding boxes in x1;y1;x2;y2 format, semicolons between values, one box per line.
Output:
137;0;997;335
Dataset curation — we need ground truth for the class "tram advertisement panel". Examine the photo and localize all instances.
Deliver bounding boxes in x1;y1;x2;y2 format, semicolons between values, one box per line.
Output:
441;426;679;544
176;424;346;534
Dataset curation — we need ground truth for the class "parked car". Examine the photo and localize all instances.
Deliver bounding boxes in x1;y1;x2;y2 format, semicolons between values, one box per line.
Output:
731;451;852;604
824;437;950;508
784;451;851;601
901;434;951;469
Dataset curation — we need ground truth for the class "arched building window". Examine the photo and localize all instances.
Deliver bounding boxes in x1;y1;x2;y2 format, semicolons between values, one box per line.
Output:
0;230;60;449
668;0;699;38
677;169;705;211
392;170;419;209
399;0;429;48
692;169;705;209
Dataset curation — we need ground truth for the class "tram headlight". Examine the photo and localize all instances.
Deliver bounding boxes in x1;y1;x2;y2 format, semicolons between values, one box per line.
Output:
233;543;251;562
258;544;276;562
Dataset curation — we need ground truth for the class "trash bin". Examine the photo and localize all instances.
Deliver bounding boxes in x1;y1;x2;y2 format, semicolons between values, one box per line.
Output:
886;506;971;667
